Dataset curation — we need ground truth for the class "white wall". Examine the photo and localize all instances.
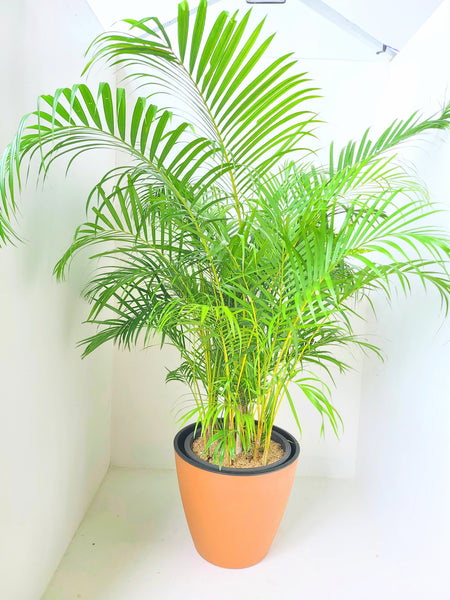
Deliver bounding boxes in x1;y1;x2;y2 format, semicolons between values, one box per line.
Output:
0;2;114;599
1;1;448;596
357;1;450;595
110;4;389;477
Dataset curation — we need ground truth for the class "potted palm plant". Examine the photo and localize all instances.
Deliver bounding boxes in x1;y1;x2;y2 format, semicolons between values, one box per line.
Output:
1;0;450;568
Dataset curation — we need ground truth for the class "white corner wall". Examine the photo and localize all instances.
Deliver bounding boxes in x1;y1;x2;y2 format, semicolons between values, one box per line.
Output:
0;2;114;599
356;1;450;595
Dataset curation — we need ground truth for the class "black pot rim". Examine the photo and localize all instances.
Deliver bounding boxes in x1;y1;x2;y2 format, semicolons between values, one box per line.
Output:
174;422;300;476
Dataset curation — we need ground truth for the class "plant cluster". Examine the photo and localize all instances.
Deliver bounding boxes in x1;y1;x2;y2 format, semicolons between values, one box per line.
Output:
1;0;450;466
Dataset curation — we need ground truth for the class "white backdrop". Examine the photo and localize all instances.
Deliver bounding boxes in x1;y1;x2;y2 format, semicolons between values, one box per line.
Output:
0;2;113;599
356;2;450;594
2;1;450;598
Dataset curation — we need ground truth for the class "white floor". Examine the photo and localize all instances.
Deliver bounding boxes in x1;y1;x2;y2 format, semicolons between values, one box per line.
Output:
41;468;446;600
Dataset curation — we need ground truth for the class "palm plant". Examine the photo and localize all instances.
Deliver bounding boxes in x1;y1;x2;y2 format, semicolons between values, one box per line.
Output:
1;0;450;467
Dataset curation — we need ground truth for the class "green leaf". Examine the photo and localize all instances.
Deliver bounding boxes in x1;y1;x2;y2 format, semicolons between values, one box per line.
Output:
196;10;229;82
130;97;146;148
189;0;207;72
116;88;126;141
78;84;102;128
150;110;171;161
178;1;189;63
140;104;157;154
99;82;114;135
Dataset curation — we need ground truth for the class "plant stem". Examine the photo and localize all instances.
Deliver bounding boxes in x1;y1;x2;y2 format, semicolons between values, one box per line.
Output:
253;422;262;461
235;433;243;455
262;437;270;466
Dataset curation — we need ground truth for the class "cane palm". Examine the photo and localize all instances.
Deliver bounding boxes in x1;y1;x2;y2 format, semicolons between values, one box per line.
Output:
1;0;450;466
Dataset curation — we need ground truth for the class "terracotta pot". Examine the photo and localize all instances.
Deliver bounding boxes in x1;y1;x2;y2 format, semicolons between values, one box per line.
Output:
174;423;300;568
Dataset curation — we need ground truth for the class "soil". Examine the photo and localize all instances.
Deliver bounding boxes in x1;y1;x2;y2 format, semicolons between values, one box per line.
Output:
191;435;285;469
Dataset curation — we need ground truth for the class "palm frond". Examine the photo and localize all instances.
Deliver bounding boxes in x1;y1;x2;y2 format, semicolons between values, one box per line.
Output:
1;1;450;467
83;0;320;198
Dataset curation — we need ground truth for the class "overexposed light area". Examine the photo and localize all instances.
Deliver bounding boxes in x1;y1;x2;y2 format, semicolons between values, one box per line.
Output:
357;0;450;589
86;0;188;29
86;0;445;56
326;0;444;49
86;0;380;62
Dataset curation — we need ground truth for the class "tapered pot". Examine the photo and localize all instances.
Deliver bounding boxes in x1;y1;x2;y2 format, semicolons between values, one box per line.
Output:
174;423;300;568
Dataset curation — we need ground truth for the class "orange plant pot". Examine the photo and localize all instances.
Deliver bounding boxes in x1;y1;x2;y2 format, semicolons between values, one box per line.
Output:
174;423;300;569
